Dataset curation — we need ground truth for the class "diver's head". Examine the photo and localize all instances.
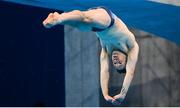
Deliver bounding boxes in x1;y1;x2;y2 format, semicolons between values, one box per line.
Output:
111;50;127;73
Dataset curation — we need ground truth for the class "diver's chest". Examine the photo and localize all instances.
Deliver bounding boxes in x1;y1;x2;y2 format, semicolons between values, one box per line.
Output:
99;34;128;47
101;37;129;54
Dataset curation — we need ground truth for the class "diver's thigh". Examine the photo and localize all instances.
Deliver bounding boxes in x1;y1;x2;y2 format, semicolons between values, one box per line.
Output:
83;9;111;28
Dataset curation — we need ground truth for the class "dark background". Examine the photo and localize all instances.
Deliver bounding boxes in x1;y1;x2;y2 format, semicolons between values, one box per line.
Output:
0;1;65;106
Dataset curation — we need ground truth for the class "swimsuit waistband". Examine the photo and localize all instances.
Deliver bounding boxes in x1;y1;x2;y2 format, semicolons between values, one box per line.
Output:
89;6;115;32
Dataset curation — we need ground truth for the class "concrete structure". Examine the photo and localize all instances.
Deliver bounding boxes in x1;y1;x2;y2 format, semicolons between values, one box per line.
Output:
65;26;180;106
65;26;100;107
105;29;180;107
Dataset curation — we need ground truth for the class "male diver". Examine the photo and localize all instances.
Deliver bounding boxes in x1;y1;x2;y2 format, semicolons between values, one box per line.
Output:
43;6;139;105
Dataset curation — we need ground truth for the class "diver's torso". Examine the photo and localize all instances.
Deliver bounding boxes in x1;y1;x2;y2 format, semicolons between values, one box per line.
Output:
96;15;135;55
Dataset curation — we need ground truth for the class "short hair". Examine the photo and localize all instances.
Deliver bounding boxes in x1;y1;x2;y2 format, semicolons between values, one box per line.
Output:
116;68;126;74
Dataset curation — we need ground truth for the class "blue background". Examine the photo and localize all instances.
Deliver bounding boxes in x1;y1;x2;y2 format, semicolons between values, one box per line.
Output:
0;1;65;106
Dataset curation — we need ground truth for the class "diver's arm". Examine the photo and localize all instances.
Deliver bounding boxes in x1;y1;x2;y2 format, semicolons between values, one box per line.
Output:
100;48;115;102
113;42;139;104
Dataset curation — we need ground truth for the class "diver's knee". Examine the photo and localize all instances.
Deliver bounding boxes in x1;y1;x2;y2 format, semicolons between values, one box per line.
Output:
71;10;83;15
53;12;61;16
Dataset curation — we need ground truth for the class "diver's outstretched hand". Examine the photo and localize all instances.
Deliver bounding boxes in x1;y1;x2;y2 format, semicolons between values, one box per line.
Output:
104;95;118;105
112;94;125;105
43;12;62;28
104;95;115;103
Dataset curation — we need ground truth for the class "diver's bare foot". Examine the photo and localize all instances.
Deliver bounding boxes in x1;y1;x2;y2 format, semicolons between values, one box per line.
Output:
43;12;62;28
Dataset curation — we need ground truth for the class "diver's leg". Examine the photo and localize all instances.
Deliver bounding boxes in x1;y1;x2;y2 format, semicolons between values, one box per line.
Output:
43;10;90;29
43;9;111;31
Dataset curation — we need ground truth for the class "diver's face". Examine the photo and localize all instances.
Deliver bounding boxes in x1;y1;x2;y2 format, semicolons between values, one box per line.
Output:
112;51;126;70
